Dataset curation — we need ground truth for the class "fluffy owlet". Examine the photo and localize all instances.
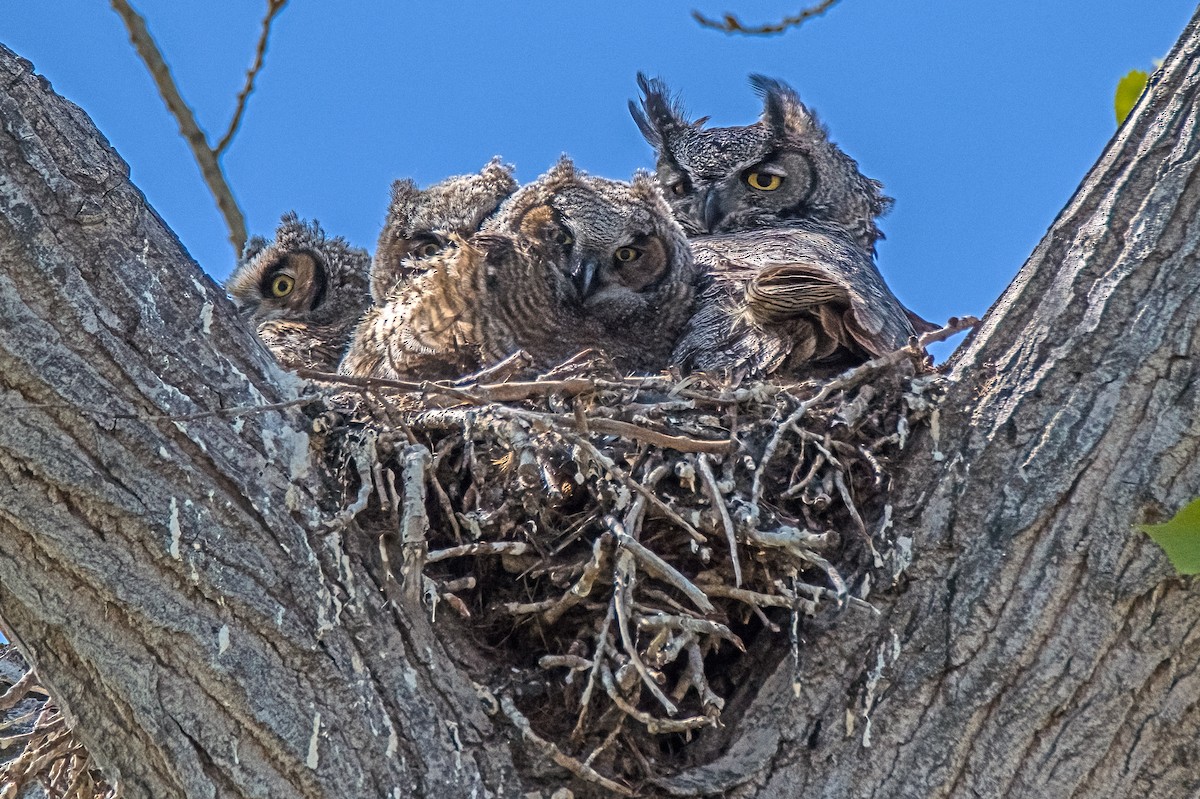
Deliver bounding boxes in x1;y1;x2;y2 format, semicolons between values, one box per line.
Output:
226;213;370;372
630;74;932;378
340;158;697;380
370;158;517;303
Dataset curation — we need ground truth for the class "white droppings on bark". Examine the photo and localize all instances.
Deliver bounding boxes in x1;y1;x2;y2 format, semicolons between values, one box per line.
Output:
168;498;182;560
386;717;399;758
199;301;213;335
218;624;230;655
929;407;944;461
306;711;321;769
402;663;418;691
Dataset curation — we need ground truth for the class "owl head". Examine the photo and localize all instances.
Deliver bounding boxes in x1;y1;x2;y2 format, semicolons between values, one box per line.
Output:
630;73;892;251
487;157;696;327
371;157;517;303
226;212;370;326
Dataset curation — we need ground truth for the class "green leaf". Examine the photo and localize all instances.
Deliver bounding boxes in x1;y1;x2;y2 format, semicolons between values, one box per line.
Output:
1137;497;1200;575
1115;69;1150;126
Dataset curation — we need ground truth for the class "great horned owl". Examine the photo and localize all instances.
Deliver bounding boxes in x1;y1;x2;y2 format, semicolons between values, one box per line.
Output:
371;158;517;303
340;158;697;380
630;73;892;250
226;213;370;371
630;74;932;378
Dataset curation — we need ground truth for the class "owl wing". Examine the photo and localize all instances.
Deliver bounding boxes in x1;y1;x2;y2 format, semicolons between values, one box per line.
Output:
674;225;920;378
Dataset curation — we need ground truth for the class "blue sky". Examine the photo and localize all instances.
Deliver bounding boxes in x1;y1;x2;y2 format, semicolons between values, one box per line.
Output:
4;2;1194;330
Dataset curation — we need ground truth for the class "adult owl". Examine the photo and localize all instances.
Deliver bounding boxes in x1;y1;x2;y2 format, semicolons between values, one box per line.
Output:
371;158;517;303
226;213;370;372
340;158;697;380
630;74;933;378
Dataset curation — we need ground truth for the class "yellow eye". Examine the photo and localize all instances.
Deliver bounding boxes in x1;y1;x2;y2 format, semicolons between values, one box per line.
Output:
416;241;441;258
614;247;640;263
553;227;574;246
745;172;783;191
670;181;688;196
270;274;295;297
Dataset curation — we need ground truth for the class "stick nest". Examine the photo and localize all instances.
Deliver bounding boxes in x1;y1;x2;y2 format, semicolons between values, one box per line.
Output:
0;646;118;799
310;322;966;791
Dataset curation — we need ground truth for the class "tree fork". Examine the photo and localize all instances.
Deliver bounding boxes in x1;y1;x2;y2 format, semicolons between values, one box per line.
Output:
2;8;1200;798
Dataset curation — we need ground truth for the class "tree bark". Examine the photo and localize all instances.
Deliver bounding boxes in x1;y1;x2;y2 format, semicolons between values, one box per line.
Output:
2;8;1200;798
0;46;517;799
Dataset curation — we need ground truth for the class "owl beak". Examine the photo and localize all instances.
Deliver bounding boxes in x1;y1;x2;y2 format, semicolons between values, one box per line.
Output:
702;187;725;233
571;259;598;300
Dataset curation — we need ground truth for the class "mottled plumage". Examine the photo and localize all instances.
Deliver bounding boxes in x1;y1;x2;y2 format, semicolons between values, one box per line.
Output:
632;74;932;377
341;158;697;380
631;73;892;251
371;158;517;303
226;213;370;371
675;222;919;378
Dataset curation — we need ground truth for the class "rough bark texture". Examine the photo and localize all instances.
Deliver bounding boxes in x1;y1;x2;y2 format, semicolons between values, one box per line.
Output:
2;8;1200;799
0;45;519;799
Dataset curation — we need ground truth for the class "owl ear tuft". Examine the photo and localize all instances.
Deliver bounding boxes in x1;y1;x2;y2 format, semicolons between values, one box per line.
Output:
480;157;518;191
386;179;422;227
240;234;269;264
750;74;822;138
542;155;579;189
630;170;669;207
274;213;325;253
630;73;691;150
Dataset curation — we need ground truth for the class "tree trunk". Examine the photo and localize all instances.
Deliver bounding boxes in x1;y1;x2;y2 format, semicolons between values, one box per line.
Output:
2;8;1200;797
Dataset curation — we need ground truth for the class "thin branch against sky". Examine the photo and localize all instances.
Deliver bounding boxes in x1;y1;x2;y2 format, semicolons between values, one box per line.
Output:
216;0;289;156
692;0;842;35
109;0;289;258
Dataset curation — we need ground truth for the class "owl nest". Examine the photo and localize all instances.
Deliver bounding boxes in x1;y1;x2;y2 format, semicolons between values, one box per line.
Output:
0;646;117;799
307;319;971;794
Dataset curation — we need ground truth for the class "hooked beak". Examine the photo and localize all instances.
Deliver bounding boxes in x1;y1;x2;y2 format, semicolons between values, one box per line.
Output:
571;258;598;300
702;187;724;233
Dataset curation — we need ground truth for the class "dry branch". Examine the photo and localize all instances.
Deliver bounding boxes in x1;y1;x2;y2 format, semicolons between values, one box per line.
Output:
215;0;289;155
693;0;842;35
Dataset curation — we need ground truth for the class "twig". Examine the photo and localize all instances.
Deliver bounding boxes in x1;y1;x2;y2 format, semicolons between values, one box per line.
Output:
613;548;679;716
636;613;744;651
398;444;432;607
693;0;841;35
0;669;39;712
576;439;705;544
498;693;634;796
697;454;741;586
579;417;733;454
109;0;248;256
215;0;289;155
609;517;714;614
751;317;978;511
573;598;615;740
426;540;531;563
543;533;609;625
599;663;712;734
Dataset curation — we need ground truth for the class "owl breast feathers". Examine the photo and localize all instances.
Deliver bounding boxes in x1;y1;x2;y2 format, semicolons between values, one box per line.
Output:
371;158;517;303
340;158;698;380
225;213;370;371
